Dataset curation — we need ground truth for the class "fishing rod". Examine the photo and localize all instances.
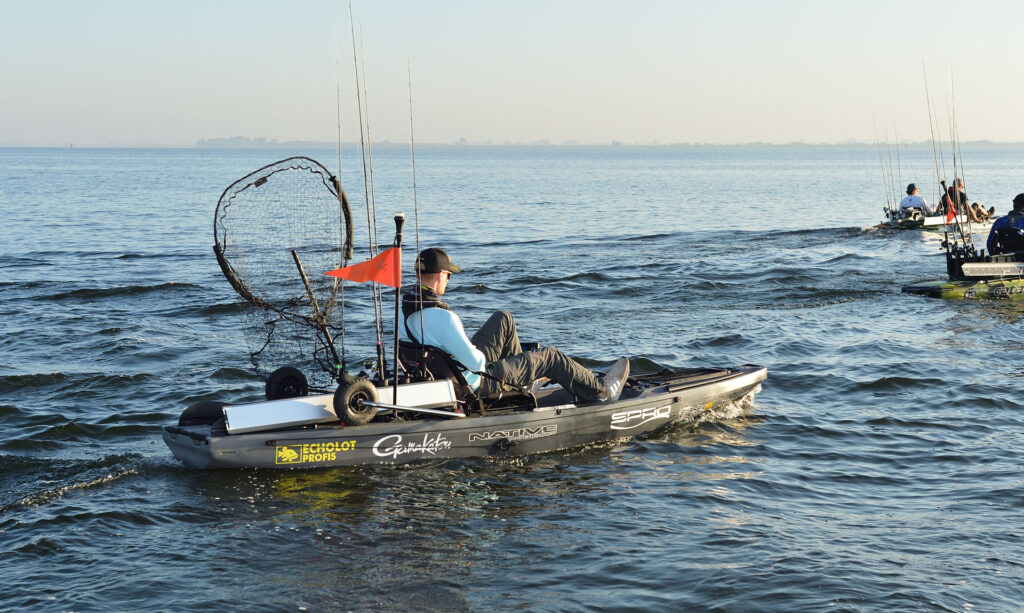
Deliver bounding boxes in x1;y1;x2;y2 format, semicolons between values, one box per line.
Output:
883;125;897;215
928;69;953;228
936;111;949;191
922;63;943;208
332;24;349;371
334;31;343;192
884;125;902;219
359;28;388;343
874;124;894;220
408;60;421;262
893;126;905;204
347;0;386;373
946;102;970;245
950;72;977;244
894;129;922;210
926;67;968;246
360;28;381;254
408;59;426;346
924;65;968;255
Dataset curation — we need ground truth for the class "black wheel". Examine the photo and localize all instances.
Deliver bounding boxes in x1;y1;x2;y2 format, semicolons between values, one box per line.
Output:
178;401;227;427
266;366;308;400
334;378;379;426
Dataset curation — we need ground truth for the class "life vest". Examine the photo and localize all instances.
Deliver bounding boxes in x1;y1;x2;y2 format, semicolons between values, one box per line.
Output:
989;210;1024;255
402;285;450;318
401;284;452;344
944;187;968;213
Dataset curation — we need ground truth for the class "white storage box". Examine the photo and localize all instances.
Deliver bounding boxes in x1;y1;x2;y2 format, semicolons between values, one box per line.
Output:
221;379;457;435
961;261;1024;278
376;379;457;409
224;393;337;434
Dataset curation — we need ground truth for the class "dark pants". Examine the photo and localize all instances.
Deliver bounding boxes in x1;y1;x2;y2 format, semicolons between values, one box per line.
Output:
471;311;604;402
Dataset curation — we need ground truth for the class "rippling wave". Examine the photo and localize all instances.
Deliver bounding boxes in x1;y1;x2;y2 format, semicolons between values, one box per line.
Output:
45;282;201;301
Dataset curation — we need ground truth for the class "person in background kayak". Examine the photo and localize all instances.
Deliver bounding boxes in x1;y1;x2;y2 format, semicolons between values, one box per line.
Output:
898;183;935;214
944;178;994;222
987;193;1024;255
400;247;629;402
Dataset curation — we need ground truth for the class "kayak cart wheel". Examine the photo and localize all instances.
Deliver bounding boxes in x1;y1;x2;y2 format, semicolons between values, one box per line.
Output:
334;378;378;426
266;366;309;401
178;400;227;427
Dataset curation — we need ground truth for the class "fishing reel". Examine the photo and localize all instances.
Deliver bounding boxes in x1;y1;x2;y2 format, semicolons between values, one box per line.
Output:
943;241;978;260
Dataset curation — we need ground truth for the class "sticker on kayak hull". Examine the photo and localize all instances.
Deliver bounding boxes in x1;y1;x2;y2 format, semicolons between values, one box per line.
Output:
468;424;558;442
372;433;452;460
610;405;671;430
275;440;356;465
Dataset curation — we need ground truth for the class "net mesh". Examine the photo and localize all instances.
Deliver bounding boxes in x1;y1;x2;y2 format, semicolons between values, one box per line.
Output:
214;157;353;389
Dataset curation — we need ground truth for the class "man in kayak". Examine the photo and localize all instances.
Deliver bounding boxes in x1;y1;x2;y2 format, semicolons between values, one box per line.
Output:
898;183;935;215
987;193;1024;255
400;247;630;402
944;178;993;222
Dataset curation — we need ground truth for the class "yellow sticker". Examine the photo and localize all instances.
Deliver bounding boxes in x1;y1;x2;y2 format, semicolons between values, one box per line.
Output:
275;440;356;465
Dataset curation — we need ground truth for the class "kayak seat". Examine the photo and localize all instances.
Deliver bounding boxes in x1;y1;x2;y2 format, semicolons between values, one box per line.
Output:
397;341;538;414
989;227;1024;256
397;340;476;404
898;207;924;221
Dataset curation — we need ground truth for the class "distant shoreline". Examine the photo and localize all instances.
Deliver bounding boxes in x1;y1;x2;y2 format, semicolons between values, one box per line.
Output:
4;139;1024;149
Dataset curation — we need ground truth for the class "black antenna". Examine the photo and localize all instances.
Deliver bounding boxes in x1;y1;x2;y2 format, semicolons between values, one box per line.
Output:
391;213;406;405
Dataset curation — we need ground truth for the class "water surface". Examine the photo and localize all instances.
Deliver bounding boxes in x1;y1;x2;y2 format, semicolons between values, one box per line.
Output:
1;145;1022;611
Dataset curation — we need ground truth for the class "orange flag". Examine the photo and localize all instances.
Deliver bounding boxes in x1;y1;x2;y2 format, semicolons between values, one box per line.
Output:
325;247;401;287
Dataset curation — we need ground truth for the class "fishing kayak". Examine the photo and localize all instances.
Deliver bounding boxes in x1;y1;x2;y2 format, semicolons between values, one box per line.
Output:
879;209;997;234
901;277;1024;299
903;256;1024;299
163;364;767;469
166;156;767;469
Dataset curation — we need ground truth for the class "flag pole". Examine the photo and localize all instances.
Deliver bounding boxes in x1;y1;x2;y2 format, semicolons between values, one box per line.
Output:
392;212;405;405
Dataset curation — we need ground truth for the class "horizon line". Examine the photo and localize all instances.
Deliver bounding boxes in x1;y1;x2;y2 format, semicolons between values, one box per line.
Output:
5;138;1024;149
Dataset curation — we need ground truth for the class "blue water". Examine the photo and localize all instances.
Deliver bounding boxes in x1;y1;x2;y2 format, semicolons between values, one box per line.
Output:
2;145;1022;611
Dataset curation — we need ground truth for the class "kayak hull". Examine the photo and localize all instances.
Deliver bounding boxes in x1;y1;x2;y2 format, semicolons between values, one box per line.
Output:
163;365;767;469
901;277;1024;299
879;213;996;235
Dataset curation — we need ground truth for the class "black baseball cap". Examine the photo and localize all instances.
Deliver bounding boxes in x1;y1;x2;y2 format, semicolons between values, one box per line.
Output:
416;247;461;274
1013;193;1024;209
906;183;916;194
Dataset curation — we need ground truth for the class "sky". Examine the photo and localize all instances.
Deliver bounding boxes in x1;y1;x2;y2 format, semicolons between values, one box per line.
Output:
3;0;1024;146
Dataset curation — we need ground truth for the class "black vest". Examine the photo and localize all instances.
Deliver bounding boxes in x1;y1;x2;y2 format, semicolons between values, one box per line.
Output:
401;285;452;344
401;285;450;318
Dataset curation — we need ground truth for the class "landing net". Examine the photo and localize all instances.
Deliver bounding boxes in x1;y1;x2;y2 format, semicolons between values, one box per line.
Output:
213;157;354;388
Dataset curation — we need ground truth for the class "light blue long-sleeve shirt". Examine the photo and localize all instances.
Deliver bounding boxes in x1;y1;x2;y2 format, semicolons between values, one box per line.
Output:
399;307;487;391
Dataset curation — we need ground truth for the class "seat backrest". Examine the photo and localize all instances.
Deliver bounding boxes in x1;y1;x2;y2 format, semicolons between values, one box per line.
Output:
990;226;1024;255
899;207;923;221
398;340;474;401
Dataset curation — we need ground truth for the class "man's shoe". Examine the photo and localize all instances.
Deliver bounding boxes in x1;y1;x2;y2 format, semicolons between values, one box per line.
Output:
601;357;630;402
527;377;550;395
